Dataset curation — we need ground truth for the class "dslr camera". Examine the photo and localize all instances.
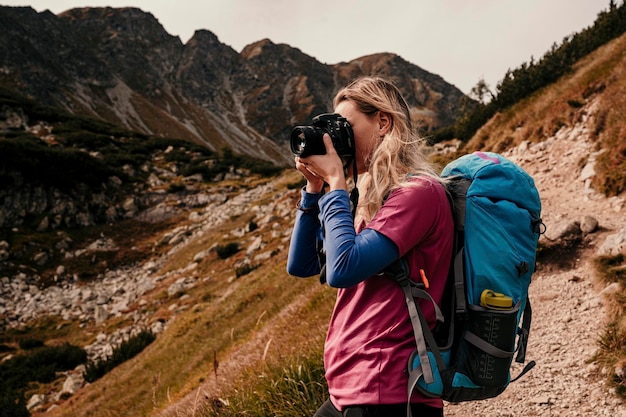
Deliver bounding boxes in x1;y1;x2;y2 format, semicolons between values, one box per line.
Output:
290;113;355;159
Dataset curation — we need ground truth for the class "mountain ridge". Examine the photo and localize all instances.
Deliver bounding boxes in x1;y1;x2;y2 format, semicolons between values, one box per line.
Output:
0;5;468;164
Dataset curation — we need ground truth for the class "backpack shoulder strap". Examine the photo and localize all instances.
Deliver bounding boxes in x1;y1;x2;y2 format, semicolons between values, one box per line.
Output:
386;258;448;417
385;259;446;382
445;177;471;315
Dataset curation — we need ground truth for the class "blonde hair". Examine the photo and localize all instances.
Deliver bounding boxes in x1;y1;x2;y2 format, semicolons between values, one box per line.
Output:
333;76;443;222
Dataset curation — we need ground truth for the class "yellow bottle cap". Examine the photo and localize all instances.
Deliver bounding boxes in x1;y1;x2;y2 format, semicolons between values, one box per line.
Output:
480;289;513;310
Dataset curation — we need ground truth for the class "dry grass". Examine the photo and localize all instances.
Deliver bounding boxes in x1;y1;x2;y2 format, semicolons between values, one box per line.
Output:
463;32;626;199
30;171;335;417
592;254;626;398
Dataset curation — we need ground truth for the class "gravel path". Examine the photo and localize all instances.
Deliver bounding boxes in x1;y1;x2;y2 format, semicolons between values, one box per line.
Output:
444;260;624;417
445;106;626;416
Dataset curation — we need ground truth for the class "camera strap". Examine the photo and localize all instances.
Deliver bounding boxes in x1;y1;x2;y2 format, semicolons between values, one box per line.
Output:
347;157;359;219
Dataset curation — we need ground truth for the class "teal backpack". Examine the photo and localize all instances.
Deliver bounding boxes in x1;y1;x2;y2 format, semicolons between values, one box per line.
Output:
388;151;544;412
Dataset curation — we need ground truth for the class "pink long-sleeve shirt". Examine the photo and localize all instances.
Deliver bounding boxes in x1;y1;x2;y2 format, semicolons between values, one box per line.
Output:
323;177;453;410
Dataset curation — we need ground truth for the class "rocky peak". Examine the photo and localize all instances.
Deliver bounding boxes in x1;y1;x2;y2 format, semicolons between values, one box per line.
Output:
59;7;179;44
240;38;274;59
334;53;465;129
236;38;335;139
175;30;245;105
58;7;183;96
0;6;468;164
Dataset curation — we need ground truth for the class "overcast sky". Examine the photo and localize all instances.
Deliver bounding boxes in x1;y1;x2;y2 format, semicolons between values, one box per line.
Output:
2;0;609;94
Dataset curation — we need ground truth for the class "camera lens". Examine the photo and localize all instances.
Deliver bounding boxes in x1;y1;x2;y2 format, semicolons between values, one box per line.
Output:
290;126;324;157
291;129;307;156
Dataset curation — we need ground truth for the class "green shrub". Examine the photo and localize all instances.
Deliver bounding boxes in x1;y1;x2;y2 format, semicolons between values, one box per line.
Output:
287;178;306;190
180;162;213;180
216;242;240;259
0;138;123;190
0;343;87;391
235;263;258;278
103;151;147;169
83;330;156;383
244;160;283;177
1;130;40;141
167;182;186;193
595;322;626;398
594;138;626;197
58;131;115;150
567;99;584;108
164;148;193;164
128;137;213;157
18;338;44;350
0;344;15;354
0;388;29;417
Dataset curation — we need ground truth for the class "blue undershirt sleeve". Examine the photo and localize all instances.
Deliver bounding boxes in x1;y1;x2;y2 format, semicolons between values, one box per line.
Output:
286;189;323;278
319;190;399;288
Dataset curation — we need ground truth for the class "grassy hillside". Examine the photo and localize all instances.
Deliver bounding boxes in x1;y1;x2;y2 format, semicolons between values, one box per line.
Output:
0;89;308;416
460;31;626;197
12;170;334;417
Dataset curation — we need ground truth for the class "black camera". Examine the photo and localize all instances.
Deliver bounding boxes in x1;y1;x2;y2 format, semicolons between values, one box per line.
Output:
290;113;355;159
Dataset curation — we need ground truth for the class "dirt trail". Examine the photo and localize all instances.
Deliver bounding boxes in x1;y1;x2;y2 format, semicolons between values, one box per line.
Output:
446;112;626;416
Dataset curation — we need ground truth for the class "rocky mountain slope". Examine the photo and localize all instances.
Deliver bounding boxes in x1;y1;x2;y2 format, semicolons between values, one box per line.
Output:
0;6;468;164
1;6;625;417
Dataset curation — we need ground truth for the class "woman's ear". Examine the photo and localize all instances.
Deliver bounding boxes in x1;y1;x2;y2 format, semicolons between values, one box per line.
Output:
378;111;392;136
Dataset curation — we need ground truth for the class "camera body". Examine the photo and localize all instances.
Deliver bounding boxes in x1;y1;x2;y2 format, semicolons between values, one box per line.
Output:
290;113;355;159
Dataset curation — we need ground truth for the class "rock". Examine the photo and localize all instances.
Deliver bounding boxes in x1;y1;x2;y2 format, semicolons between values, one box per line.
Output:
108;176;122;187
600;282;621;297
579;160;596;182
94;305;108;324
544;220;581;241
151;320;165;334
167;281;186;297
61;373;84;395
147;173;163;187
253;251;273;262
609;196;625;212
193;249;211;262
616;360;626;380
36;216;49;232
33;251;49;266
122;197;137;217
27;394;45;410
597;227;626;256
580;215;598;234
246;236;263;254
105;206;118;222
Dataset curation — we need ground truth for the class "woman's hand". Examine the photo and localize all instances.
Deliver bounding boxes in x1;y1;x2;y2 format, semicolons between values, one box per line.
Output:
295;156;324;194
295;134;347;193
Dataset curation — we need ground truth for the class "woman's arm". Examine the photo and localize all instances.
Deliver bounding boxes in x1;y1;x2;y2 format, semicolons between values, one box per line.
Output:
320;190;399;288
286;189;323;278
